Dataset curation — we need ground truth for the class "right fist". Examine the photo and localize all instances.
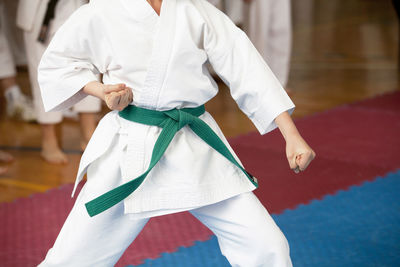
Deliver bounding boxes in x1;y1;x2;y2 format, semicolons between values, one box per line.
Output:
104;84;133;111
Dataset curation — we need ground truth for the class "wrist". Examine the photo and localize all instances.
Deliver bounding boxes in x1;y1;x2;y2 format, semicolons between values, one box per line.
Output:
285;131;304;145
83;81;105;101
275;111;300;142
283;129;301;141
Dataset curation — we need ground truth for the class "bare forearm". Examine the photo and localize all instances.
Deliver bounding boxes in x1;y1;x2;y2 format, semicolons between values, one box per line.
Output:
83;81;106;101
275;111;300;142
83;81;133;111
275;111;316;172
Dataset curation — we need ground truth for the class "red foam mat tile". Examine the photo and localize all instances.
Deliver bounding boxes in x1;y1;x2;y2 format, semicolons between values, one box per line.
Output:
117;213;211;266
230;107;400;170
1;185;79;267
348;90;400;113
232;145;392;214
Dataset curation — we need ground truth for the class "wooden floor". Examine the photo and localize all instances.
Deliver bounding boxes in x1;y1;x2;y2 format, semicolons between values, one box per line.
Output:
0;0;399;202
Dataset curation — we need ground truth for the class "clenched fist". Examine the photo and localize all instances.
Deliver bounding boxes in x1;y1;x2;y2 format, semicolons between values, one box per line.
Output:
286;135;316;173
104;84;133;111
275;111;316;173
83;81;133;111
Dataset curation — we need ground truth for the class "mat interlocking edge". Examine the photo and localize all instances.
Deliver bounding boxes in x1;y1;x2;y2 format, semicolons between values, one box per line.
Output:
1;91;399;266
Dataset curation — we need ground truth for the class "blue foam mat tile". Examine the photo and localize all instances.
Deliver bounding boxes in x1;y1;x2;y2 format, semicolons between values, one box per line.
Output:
127;236;230;267
275;170;400;267
129;170;400;267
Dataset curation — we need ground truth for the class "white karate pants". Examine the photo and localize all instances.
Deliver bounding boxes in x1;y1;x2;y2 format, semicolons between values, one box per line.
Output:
0;0;25;79
21;0;100;124
224;0;243;25
210;0;292;87
0;21;15;79
243;0;292;87
39;135;292;267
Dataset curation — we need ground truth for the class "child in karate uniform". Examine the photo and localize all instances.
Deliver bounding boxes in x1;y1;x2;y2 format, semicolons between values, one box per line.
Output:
38;0;315;266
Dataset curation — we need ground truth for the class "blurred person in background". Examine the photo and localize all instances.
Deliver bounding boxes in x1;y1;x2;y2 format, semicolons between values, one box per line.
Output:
243;0;292;90
1;0;34;176
16;0;101;164
0;0;35;121
211;0;292;90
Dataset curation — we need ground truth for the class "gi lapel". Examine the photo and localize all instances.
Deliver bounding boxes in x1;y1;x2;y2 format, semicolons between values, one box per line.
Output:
120;0;158;21
140;0;177;109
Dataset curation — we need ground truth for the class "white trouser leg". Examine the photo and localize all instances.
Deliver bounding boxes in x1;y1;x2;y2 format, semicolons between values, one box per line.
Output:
0;2;16;79
4;0;26;66
191;192;292;267
244;0;292;87
0;29;15;79
23;30;63;124
39;135;149;266
224;0;244;25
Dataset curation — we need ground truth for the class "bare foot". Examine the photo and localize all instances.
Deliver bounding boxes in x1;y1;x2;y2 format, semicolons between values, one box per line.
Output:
0;150;14;163
41;124;68;164
41;147;68;164
0;166;8;176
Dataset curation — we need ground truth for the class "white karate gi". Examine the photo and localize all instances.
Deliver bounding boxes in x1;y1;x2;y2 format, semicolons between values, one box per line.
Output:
38;0;294;265
16;0;101;124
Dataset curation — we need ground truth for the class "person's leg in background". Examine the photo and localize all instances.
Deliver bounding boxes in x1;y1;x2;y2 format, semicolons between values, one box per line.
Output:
3;0;26;66
22;25;67;164
0;0;36;175
0;0;35;122
243;0;292;89
224;0;244;25
19;0;97;164
191;192;292;267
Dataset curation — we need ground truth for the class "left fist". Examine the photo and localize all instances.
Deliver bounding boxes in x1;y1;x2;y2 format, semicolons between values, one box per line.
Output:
286;136;316;173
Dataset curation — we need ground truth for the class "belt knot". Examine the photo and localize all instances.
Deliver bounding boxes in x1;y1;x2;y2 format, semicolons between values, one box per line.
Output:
164;109;195;130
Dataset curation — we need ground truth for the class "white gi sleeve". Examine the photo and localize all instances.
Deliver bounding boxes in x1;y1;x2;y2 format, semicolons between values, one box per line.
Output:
200;1;295;135
38;5;108;112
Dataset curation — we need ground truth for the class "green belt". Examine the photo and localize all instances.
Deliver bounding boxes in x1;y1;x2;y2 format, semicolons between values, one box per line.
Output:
85;105;258;217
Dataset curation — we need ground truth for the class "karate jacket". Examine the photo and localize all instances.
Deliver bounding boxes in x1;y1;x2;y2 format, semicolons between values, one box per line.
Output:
38;0;295;218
